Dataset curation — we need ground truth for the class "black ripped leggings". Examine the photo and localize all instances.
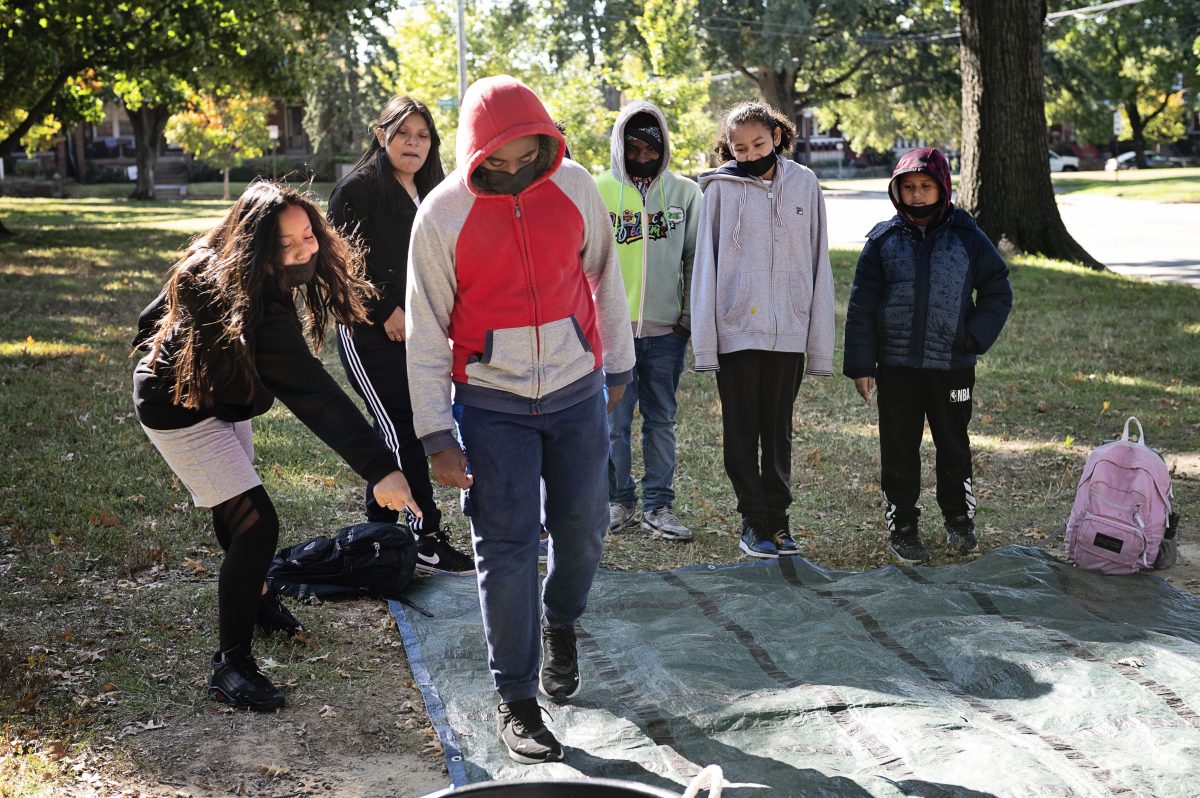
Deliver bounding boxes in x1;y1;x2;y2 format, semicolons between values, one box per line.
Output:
211;485;279;653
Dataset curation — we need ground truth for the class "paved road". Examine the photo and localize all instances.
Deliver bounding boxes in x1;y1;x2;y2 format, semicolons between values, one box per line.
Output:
823;189;1200;288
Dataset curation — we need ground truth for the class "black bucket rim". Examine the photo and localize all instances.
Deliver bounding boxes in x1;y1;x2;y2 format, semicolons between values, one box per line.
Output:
419;776;683;798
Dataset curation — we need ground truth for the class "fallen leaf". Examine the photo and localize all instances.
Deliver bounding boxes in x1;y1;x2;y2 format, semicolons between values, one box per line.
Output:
44;741;68;760
90;509;119;528
182;558;207;576
806;449;823;467
259;763;290;778
318;705;338;718
49;531;66;549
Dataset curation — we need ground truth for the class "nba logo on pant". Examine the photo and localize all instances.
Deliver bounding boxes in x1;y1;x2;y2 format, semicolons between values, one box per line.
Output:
949;387;971;403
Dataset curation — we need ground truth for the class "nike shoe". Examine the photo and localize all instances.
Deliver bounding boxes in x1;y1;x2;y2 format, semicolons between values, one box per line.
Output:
415;530;476;576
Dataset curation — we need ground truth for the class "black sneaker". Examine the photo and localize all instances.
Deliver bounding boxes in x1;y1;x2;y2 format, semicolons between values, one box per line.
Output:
207;646;285;711
415;530;476;576
738;518;778;559
498;698;564;764
889;522;928;564
256;590;304;638
539;623;580;704
945;514;978;554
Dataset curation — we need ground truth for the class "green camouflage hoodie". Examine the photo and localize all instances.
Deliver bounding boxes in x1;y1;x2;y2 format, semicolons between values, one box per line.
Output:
595;102;703;336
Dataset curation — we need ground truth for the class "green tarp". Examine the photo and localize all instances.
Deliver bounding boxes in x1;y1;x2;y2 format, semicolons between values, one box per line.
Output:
390;546;1200;796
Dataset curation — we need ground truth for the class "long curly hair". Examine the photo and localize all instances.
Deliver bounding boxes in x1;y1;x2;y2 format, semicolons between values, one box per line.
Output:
146;180;373;410
714;100;797;162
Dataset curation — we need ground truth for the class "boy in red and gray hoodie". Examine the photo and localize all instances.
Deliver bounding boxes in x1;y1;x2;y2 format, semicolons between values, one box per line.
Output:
405;75;635;764
843;148;1012;564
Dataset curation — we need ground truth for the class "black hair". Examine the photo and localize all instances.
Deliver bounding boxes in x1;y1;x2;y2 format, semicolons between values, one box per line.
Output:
713;100;797;162
348;96;445;210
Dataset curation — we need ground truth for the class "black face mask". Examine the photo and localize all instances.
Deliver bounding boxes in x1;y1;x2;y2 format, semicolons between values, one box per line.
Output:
900;201;941;220
625;158;661;179
738;153;776;178
284;254;317;288
476;161;541;195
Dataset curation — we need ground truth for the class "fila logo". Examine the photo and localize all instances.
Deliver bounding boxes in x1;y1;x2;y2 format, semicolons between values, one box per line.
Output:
795;206;805;215
949;388;971;403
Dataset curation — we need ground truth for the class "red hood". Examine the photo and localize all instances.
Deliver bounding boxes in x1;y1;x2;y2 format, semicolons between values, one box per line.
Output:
456;75;565;194
889;147;952;224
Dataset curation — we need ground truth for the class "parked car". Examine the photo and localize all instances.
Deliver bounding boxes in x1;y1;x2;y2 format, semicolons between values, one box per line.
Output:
1104;151;1183;171
1048;149;1079;172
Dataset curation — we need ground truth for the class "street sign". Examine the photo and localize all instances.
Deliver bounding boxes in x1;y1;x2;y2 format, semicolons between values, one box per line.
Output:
437;98;458;110
1113;110;1125;137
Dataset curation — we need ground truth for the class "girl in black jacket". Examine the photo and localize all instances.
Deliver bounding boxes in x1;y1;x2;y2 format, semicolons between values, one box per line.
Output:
133;181;419;710
329;96;474;575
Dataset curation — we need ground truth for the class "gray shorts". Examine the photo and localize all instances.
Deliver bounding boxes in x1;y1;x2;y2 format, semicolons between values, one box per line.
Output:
140;417;262;508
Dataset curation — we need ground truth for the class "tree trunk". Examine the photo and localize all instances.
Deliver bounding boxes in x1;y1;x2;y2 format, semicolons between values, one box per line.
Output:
223;167;231;201
959;0;1102;269
0;69;73;158
0;216;13;237
754;67;799;119
1126;98;1148;169
127;104;171;200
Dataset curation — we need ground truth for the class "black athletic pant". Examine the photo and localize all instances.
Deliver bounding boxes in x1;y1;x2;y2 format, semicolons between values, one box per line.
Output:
876;365;975;530
715;350;805;529
337;322;441;533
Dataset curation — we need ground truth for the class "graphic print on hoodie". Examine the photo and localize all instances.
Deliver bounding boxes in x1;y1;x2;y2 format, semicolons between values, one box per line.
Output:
595;101;703;336
404;75;635;456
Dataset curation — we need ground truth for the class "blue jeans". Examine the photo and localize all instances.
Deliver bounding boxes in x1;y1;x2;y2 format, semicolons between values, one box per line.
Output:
456;391;608;702
607;332;687;512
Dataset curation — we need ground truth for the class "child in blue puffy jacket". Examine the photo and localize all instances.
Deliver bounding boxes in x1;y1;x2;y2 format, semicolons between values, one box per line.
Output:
843;148;1012;563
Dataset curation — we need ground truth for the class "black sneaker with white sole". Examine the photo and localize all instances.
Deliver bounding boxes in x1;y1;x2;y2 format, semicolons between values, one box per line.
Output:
497;698;564;764
889;521;928;563
207;645;285;711
415;530;476;576
539;623;580;703
944;514;978;554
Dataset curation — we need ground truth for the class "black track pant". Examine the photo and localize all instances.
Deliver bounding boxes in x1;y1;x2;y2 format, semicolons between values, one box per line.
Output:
337;322;441;532
876;365;975;530
715;350;805;528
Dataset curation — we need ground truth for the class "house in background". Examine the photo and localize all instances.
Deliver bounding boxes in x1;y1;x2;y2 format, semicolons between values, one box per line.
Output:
45;99;310;184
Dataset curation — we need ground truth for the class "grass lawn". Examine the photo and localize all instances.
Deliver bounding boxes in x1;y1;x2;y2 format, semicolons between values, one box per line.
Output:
1050;167;1200;203
1;196;1198;792
63;180;338;202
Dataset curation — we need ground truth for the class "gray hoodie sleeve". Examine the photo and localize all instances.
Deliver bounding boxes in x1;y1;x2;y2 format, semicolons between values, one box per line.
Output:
805;183;836;376
405;201;461;456
678;178;703;332
689;182;722;371
564;164;635;384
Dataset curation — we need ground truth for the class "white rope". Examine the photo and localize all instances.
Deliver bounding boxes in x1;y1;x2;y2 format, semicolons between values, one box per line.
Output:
681;764;724;798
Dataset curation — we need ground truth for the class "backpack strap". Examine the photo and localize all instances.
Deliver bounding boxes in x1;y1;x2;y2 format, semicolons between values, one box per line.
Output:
1122;416;1146;446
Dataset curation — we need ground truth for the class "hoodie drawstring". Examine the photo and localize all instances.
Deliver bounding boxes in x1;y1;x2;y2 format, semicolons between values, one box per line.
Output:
732;183;747;251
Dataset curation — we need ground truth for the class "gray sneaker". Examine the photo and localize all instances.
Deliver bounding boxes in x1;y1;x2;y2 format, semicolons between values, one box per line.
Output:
642;507;693;541
608;503;638;533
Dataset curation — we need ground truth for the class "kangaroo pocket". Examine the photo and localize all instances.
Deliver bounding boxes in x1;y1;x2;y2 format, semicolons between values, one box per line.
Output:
719;271;770;331
465;317;595;398
538;315;597;395
783;273;813;335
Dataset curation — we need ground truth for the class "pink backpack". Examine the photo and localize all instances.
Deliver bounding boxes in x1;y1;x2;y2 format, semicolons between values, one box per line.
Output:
1064;417;1174;574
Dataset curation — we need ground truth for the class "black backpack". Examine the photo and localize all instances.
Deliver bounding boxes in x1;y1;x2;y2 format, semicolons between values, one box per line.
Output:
267;522;417;601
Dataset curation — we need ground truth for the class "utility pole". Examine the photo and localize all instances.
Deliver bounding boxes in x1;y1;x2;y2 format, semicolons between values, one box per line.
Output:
456;0;468;102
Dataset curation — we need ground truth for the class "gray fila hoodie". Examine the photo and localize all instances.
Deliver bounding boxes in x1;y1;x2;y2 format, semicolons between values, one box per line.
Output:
689;156;835;375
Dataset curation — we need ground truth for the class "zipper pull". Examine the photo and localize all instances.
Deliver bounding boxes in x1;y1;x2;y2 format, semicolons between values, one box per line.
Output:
515;201;521;218
374;541;381;558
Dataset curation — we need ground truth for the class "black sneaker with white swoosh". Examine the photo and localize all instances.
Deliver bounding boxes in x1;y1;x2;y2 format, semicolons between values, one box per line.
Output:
415;529;476;576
